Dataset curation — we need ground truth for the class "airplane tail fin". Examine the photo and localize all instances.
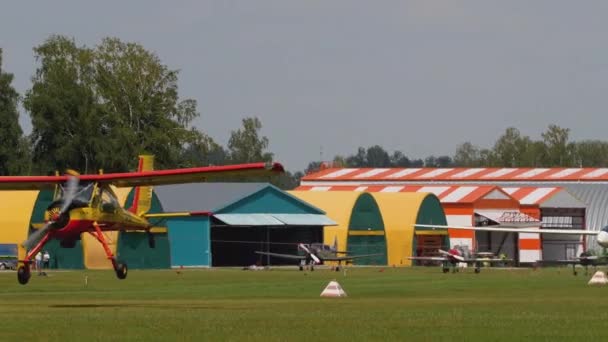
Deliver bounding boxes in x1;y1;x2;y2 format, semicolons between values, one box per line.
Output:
130;155;154;216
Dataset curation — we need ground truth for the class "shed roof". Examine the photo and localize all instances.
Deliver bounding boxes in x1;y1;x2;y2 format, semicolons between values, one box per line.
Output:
154;183;268;213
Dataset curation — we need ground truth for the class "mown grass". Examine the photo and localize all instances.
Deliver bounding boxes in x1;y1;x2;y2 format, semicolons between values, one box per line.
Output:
1;266;607;341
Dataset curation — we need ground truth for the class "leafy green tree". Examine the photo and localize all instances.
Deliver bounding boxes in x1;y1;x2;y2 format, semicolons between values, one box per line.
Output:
345;147;366;167
570;140;608;167
365;145;391;167
390;151;411;167
332;155;347;167
227;117;273;163
454;142;481;166
93;37;199;170
0;48;30;175
24;35;200;174
23;36;100;174
180;131;228;167
542;125;571;166
492;128;531;167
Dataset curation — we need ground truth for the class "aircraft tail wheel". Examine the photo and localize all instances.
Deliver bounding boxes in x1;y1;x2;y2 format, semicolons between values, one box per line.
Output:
115;263;128;280
17;266;31;285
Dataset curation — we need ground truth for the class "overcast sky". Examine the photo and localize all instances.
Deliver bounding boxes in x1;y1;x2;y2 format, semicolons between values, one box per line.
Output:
2;1;608;171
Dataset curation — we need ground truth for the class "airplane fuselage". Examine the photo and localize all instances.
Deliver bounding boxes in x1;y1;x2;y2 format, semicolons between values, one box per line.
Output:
45;207;151;240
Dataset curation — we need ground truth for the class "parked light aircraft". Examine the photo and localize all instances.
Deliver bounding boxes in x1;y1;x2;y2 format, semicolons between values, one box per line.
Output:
538;251;608;276
255;242;381;271
414;224;608;249
409;246;510;273
0;156;284;285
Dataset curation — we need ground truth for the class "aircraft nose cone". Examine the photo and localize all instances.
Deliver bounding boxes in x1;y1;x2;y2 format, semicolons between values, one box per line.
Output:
597;231;608;248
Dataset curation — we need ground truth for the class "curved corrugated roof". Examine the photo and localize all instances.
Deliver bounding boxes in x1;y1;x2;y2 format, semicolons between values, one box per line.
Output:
559;184;608;248
0;191;39;259
370;192;440;266
288;191;366;254
296;185;514;204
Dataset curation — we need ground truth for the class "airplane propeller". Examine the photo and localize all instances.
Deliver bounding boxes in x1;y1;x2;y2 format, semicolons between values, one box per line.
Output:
438;249;465;262
22;173;80;251
299;243;321;264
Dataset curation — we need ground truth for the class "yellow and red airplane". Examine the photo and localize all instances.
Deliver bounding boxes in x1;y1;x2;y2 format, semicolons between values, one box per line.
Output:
0;156;284;285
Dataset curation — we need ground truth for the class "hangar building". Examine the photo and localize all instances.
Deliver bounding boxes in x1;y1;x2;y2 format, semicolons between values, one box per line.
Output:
289;191;448;266
154;183;335;268
301;167;600;262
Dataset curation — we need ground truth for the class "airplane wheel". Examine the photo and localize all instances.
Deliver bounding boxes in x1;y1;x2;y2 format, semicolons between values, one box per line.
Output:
310;265;314;271
335;266;341;272
115;263;128;280
442;268;450;273
299;265;304;271
474;268;481;274
573;271;577;276
17;266;31;285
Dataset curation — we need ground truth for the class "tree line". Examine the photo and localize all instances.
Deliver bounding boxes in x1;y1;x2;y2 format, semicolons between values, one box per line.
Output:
0;36;299;187
308;125;608;173
2;36;608;190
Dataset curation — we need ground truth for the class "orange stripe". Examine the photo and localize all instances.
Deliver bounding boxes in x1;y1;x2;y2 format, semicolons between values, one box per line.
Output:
448;229;475;238
443;206;474;215
508;187;537;200
519;239;541;250
475;199;519;209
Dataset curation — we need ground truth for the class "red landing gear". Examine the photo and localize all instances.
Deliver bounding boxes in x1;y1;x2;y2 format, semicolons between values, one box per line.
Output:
90;221;128;280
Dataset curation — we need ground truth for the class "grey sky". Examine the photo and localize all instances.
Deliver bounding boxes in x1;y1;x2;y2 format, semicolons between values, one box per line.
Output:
2;1;608;172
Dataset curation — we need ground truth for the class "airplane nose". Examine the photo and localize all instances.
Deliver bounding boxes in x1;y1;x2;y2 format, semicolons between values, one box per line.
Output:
597;231;608;248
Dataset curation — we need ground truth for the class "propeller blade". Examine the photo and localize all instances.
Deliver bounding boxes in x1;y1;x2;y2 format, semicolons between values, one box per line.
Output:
299;244;321;264
59;174;79;214
453;254;465;262
22;223;52;250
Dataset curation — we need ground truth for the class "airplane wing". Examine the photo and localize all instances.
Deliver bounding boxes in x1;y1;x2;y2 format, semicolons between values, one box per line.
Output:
473;258;513;263
322;253;383;262
414;224;600;236
407;256;447;261
254;251;306;260
539;257;608;265
0;162;285;190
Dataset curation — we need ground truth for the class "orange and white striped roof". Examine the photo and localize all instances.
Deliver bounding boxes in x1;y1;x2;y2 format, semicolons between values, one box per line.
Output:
302;167;608;182
502;187;563;205
295;185;514;204
296;185;564;206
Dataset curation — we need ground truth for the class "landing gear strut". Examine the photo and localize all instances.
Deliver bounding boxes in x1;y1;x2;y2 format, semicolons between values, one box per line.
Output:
90;221;128;280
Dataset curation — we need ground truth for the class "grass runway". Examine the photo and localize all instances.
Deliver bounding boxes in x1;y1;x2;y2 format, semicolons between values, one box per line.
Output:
1;266;607;341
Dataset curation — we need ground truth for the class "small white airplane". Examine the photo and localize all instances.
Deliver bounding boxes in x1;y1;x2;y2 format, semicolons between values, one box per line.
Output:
409;246;510;273
538;252;608;276
414;224;608;249
255;242;381;271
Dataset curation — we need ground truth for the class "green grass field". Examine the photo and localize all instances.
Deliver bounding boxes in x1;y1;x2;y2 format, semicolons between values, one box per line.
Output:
1;266;607;341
